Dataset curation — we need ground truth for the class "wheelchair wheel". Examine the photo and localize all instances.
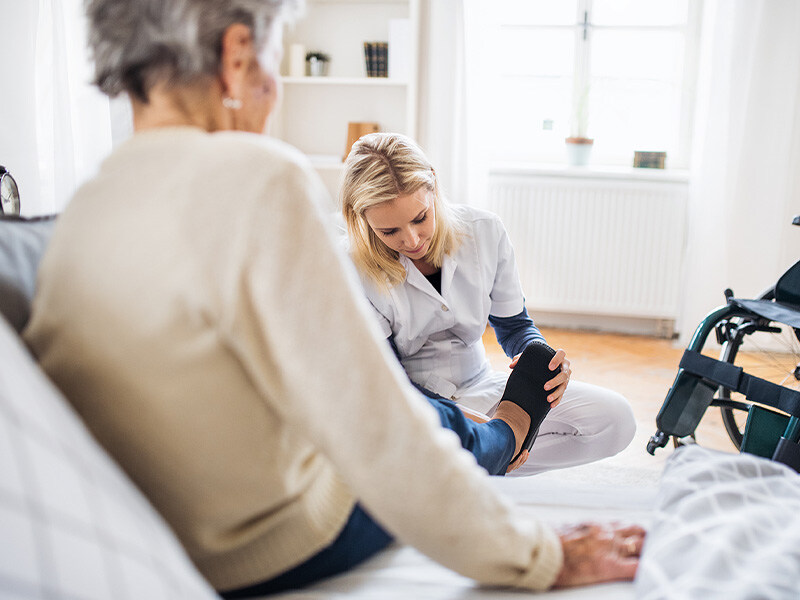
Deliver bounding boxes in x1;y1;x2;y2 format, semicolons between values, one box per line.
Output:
716;316;800;449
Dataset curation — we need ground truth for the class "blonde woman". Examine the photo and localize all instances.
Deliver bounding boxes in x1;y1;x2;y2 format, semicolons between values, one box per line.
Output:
340;132;636;476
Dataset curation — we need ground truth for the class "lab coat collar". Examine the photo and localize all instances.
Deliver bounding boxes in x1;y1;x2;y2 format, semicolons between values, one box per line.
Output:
399;253;457;301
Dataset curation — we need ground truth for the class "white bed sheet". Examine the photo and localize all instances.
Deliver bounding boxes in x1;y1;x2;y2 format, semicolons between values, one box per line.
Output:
268;475;656;599
636;446;800;599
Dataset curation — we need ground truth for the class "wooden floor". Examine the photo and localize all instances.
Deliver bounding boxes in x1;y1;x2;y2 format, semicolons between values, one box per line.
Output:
481;327;737;485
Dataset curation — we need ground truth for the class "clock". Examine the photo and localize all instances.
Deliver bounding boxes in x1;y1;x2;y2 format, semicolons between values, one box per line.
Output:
0;165;20;215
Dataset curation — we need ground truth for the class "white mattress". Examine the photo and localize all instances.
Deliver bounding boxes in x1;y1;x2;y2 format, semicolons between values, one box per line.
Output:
269;475;656;599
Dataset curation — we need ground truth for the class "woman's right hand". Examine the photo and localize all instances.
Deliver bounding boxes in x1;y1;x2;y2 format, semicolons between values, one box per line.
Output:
510;347;571;408
552;522;645;588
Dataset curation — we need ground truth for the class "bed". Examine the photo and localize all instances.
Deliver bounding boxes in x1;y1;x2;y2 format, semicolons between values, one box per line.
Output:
277;444;800;600
269;475;655;599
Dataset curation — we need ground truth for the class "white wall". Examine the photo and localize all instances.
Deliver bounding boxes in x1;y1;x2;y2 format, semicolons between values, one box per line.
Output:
6;2;800;342
1;0;120;216
676;0;800;343
1;1;42;216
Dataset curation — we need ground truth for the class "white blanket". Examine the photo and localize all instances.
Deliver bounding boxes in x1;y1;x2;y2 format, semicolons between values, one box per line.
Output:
270;475;655;599
635;445;800;599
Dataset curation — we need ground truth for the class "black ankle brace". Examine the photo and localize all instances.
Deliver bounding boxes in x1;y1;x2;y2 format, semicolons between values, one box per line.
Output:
501;342;559;461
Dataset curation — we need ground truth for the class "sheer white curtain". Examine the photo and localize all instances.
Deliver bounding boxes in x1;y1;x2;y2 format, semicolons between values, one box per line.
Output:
417;0;491;208
678;0;800;342
34;0;114;214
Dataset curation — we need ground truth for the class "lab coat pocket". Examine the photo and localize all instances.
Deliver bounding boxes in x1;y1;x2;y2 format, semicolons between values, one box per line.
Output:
422;374;458;400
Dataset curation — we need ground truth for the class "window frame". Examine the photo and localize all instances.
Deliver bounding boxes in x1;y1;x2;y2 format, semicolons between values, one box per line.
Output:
487;0;703;171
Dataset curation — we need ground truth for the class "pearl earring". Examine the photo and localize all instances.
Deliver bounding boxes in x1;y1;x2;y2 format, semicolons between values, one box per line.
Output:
223;97;242;110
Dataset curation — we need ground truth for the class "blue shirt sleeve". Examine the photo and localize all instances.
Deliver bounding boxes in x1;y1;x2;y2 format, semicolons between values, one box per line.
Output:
488;305;546;358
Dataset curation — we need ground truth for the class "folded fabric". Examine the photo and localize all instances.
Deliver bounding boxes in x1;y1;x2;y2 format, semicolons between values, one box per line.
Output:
635;445;800;599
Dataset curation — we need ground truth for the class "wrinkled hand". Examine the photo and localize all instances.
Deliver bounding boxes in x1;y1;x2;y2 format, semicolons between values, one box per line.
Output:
553;522;645;588
510;348;571;408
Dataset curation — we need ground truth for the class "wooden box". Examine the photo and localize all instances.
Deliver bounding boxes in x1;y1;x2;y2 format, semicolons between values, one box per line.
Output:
344;122;380;161
633;151;667;169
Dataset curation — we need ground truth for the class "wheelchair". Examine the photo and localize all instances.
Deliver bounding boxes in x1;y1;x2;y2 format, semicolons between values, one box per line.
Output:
647;215;800;472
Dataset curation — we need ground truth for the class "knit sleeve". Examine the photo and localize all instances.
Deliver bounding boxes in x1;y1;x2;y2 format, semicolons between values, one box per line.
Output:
488;306;547;358
226;160;563;591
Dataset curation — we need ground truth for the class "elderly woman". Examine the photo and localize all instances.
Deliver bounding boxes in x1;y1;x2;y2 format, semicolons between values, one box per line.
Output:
24;0;643;596
340;132;637;476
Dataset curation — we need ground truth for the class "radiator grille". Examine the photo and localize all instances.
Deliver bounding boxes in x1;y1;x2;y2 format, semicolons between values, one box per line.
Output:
487;174;688;319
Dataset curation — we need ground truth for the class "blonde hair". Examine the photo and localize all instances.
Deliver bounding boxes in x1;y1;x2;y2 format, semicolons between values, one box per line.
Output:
339;133;464;289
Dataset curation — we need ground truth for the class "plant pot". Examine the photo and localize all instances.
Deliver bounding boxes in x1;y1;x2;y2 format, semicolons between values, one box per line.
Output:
565;137;594;166
307;57;328;77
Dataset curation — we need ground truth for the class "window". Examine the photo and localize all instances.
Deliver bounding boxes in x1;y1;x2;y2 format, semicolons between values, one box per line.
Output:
484;0;701;169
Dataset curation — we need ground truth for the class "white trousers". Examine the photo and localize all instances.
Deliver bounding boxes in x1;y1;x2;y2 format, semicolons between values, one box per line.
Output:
456;372;636;477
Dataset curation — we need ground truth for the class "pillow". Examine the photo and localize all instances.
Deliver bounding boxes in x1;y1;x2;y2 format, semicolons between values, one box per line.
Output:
0;314;219;599
635;445;800;599
0;215;57;333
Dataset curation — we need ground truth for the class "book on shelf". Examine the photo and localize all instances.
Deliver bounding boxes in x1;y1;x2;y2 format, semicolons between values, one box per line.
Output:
363;42;373;77
363;41;388;78
376;42;388;78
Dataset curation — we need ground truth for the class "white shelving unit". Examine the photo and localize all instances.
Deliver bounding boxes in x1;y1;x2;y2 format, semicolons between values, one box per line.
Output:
281;77;409;87
273;0;419;202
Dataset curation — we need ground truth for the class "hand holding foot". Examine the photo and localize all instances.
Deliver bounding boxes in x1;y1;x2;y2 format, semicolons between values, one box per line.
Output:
543;349;571;407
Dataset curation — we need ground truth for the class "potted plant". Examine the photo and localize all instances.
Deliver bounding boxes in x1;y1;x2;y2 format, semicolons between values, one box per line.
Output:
305;51;330;77
565;85;593;166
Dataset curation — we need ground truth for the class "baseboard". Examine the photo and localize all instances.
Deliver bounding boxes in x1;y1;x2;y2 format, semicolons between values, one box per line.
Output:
532;311;677;339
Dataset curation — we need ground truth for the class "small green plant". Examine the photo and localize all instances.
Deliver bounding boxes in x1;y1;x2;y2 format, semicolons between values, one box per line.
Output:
305;51;329;62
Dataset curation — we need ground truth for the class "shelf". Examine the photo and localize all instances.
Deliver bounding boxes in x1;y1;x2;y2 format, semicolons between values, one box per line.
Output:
277;0;418;200
310;0;409;4
308;0;408;4
282;76;408;86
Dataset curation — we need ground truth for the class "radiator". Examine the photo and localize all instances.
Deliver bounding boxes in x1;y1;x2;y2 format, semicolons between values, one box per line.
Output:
487;173;688;320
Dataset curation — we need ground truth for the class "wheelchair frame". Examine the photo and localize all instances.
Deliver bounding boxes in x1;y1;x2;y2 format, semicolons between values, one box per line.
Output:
647;268;800;472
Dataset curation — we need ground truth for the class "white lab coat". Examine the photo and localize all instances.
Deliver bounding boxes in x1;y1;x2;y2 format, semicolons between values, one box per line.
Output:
361;205;524;414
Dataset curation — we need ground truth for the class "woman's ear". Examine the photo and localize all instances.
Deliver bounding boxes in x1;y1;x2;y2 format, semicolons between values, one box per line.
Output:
220;23;255;102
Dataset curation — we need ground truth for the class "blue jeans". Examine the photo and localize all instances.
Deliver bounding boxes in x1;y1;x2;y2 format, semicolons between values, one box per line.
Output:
220;397;515;598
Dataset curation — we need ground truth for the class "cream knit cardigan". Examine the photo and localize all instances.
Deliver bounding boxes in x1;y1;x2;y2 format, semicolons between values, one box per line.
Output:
24;127;562;592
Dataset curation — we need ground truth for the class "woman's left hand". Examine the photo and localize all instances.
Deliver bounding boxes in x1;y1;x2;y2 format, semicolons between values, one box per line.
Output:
510;347;572;408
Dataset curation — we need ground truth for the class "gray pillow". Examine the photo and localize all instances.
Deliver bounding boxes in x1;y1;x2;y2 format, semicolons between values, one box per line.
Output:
0;215;57;333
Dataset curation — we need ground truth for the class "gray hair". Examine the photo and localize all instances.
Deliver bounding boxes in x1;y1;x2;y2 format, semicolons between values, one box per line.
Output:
85;0;302;102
